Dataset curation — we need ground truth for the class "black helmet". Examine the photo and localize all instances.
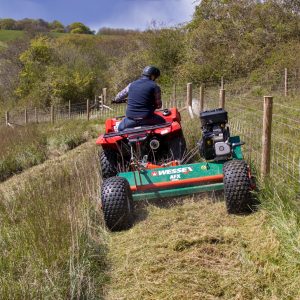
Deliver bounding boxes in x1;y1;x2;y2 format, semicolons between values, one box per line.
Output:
142;66;160;78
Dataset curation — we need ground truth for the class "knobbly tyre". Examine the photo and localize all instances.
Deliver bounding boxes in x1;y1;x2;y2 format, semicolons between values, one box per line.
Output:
96;108;256;231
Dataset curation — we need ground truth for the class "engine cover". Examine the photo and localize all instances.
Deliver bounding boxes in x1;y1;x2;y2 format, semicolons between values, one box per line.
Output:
214;142;231;159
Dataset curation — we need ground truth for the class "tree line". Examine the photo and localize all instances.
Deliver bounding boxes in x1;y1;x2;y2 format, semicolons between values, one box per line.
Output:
0;18;94;34
1;0;300;109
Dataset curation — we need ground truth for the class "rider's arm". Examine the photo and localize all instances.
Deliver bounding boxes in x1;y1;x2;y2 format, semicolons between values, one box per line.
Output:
154;85;162;109
114;84;131;103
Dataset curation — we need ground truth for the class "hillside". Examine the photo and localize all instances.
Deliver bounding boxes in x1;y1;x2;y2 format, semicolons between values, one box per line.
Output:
0;29;24;42
0;0;300;298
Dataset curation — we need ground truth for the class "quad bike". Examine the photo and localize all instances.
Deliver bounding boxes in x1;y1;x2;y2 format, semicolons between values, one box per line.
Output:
97;108;256;231
96;108;187;179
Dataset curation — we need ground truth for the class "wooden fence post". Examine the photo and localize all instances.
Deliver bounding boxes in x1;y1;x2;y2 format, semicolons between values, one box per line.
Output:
35;107;38;123
219;89;226;109
24;108;28;124
284;68;288;97
187;82;194;119
87;99;90;121
173;83;177;106
5;111;9;126
199;85;204;112
50;106;54;124
221;76;224;89
261;96;273;179
68;100;71;119
102;88;107;104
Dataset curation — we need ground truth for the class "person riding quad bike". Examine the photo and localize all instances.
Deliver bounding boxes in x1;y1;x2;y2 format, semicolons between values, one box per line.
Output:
113;66;165;131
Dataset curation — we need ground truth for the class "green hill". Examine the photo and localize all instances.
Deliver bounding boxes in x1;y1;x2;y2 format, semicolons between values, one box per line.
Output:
0;29;24;42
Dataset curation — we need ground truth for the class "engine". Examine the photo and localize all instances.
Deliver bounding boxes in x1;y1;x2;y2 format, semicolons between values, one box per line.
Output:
199;108;231;161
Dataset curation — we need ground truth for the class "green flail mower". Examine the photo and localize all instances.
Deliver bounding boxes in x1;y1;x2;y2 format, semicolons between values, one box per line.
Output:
98;108;256;231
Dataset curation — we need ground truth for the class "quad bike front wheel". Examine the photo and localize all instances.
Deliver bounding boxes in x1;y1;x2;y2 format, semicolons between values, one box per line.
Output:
101;176;134;231
223;160;254;214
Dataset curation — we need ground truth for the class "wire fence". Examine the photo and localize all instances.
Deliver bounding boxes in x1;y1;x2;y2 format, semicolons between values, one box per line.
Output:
0;69;299;192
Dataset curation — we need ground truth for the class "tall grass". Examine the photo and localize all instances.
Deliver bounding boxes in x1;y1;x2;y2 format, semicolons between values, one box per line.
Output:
0;120;101;182
0;144;108;298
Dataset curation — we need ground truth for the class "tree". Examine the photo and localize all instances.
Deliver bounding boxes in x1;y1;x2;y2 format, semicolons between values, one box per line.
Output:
0;18;16;30
50;20;65;33
67;22;93;34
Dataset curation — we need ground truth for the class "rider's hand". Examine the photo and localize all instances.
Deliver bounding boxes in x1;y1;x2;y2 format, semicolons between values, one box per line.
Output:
111;98;117;104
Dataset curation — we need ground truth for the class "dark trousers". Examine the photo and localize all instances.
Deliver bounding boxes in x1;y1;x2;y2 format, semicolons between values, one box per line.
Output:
118;114;165;131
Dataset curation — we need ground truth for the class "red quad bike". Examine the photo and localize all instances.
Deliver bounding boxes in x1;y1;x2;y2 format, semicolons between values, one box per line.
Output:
96;108;187;179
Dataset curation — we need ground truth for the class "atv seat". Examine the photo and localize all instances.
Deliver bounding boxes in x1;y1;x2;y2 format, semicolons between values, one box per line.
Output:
104;122;172;138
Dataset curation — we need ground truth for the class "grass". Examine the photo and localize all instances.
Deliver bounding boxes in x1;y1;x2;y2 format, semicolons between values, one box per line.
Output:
0;30;24;42
0;87;299;298
0;119;102;182
106;196;300;299
0;142;109;298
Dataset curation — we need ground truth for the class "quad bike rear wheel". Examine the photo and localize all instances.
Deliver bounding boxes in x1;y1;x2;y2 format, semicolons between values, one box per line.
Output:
101;176;134;231
223;160;254;214
168;131;187;161
100;149;118;179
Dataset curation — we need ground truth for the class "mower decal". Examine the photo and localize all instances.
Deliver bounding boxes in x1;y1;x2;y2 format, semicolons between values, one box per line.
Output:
151;167;193;177
170;174;181;180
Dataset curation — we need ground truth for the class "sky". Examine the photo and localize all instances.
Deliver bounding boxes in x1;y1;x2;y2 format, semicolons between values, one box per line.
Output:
0;0;197;31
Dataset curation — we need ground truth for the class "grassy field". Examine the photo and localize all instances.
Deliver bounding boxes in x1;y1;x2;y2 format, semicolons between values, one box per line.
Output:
0;29;24;42
0;90;299;299
0;119;102;182
0;141;108;298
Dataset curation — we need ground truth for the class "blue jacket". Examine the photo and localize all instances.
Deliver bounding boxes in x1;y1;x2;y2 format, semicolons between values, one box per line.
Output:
115;76;162;118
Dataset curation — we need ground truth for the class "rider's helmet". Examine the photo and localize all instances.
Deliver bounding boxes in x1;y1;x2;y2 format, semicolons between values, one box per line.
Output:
142;66;161;79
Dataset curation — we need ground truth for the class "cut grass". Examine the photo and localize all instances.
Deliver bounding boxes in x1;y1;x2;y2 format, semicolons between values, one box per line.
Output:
106;196;300;299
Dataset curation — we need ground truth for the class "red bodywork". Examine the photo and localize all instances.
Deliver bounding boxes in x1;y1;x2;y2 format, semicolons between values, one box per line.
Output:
96;108;183;150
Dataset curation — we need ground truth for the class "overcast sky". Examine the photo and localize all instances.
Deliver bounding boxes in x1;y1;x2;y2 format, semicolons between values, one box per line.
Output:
0;0;197;30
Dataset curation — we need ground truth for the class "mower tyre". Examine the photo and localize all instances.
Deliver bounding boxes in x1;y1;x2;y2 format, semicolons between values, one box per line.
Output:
168;131;187;161
223;160;253;214
101;176;134;231
100;149;118;179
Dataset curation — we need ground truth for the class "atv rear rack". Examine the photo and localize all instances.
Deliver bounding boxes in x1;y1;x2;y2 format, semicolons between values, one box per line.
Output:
104;122;172;138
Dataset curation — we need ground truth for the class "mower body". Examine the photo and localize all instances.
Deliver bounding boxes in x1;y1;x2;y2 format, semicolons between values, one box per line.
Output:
118;136;243;201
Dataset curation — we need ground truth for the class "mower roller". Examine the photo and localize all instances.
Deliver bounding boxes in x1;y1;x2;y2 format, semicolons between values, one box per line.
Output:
97;108;256;231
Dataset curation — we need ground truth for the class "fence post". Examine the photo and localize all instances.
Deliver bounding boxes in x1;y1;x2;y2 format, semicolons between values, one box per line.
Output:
87;99;90;121
5;111;9;126
219;88;226;109
199;85;204;112
221;76;224;89
173;83;177;106
68;100;71;119
261;96;273;179
102;88;107;104
35;107;38;123
186;82;194;119
284;68;288;97
24;108;28;124
50;106;54;124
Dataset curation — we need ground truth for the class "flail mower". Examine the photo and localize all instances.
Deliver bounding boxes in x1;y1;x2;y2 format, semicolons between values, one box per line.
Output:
96;108;256;231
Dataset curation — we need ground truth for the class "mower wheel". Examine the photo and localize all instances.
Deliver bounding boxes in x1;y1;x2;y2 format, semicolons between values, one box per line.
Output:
100;149;118;179
223;160;253;214
101;176;134;231
168;131;187;161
